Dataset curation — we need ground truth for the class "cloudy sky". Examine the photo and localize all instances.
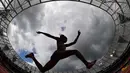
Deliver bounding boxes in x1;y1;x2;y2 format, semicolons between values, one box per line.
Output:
7;1;115;72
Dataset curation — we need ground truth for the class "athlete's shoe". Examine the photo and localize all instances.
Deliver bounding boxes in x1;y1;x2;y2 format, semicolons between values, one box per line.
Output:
87;60;97;69
25;52;34;58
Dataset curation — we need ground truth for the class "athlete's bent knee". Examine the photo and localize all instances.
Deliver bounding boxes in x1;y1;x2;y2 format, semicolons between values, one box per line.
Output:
73;50;80;54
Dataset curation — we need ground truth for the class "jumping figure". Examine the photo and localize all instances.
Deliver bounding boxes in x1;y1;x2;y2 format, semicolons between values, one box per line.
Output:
25;30;96;73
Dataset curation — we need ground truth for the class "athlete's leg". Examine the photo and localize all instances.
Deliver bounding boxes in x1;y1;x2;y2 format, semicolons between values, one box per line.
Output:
25;53;44;72
58;50;96;69
41;59;59;73
58;50;87;65
25;53;59;73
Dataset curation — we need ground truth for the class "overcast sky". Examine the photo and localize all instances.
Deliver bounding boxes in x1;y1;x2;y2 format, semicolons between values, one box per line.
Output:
8;1;115;72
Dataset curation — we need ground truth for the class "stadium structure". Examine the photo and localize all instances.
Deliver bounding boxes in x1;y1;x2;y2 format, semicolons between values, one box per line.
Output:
0;0;130;73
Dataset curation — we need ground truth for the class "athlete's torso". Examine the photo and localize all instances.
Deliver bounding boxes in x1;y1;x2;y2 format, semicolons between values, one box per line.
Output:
57;39;66;51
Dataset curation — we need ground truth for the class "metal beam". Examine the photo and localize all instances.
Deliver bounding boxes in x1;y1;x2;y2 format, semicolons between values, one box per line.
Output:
7;2;18;15
115;0;124;14
126;0;130;9
107;1;114;11
90;0;93;4
0;0;6;10
17;0;23;10
112;7;120;15
99;0;105;7
26;0;31;6
6;0;13;9
39;0;42;3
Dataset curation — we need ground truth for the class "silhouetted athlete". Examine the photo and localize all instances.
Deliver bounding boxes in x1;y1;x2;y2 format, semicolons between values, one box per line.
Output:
25;30;96;73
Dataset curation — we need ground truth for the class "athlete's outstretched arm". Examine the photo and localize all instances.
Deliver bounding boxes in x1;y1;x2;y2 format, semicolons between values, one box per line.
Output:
65;30;81;47
36;31;59;40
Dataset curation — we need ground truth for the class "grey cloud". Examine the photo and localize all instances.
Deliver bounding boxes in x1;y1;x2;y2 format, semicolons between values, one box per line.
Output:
72;11;114;60
54;59;76;72
12;4;45;33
